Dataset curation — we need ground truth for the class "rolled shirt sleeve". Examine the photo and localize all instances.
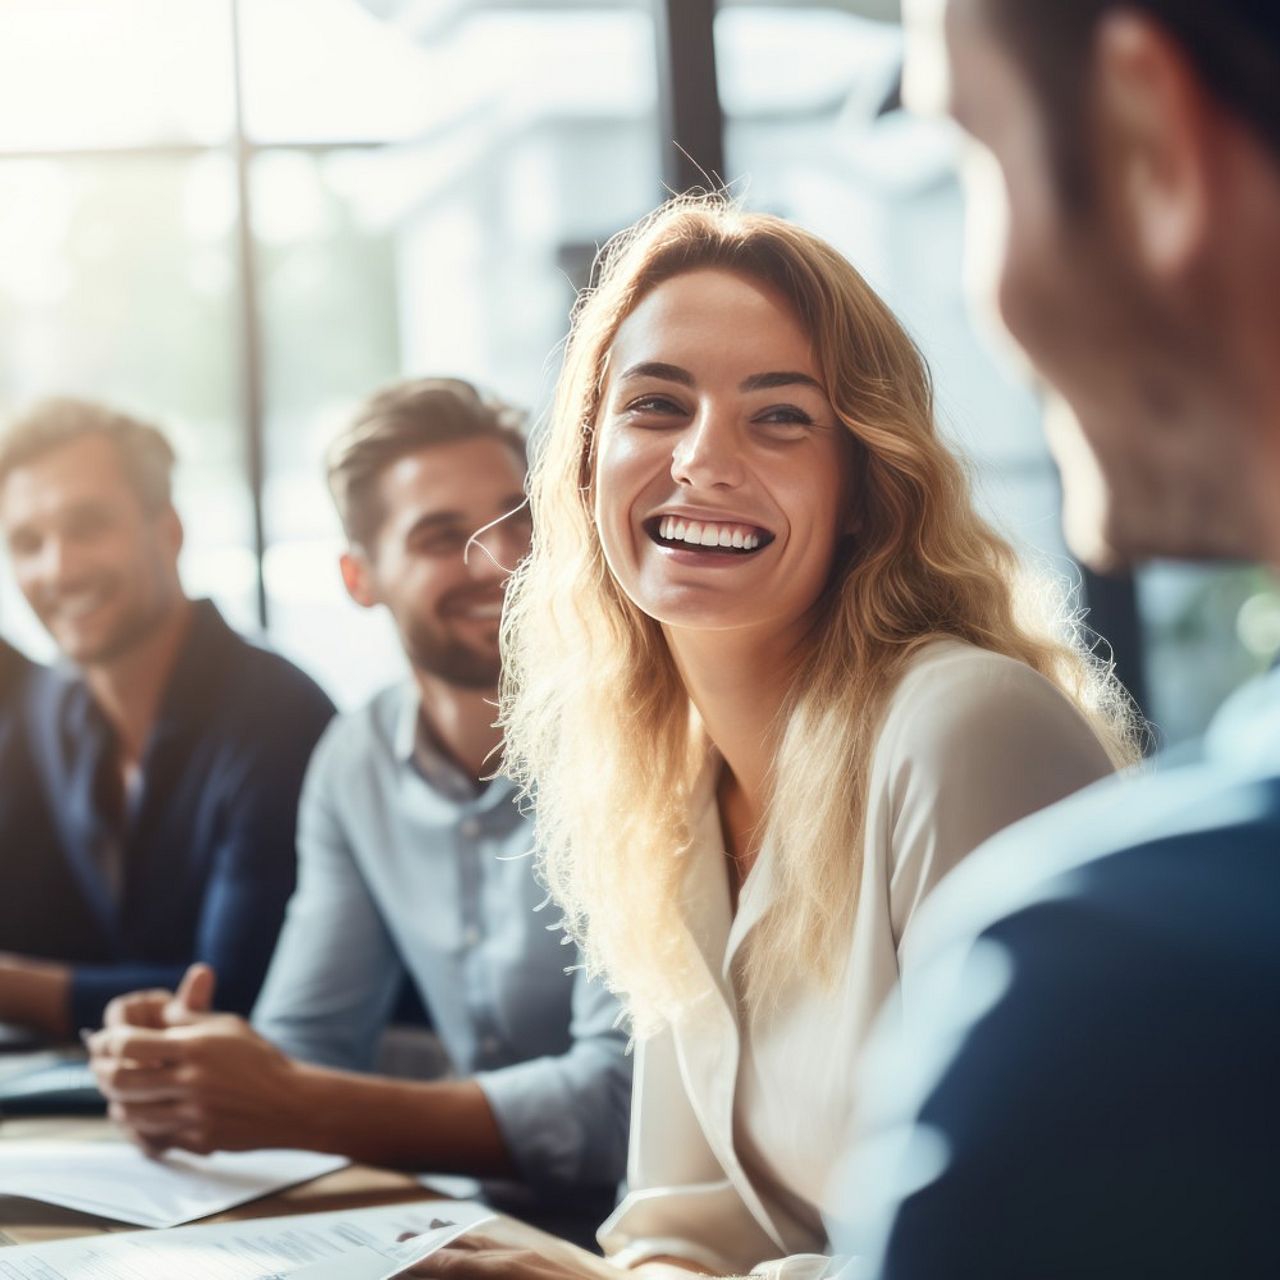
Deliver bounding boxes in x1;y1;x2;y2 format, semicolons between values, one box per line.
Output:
476;961;632;1189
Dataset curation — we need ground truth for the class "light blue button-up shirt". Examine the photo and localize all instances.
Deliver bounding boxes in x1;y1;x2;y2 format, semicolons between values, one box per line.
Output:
251;682;632;1190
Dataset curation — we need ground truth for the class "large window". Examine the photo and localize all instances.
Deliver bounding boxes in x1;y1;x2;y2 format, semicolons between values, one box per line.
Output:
0;0;659;707
1;0;1272;733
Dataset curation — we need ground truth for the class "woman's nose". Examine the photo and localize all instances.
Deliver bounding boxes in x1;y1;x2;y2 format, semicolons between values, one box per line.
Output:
670;408;744;490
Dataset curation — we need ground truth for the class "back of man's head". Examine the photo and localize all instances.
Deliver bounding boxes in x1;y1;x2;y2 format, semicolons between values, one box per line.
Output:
983;0;1280;203
0;397;175;515
326;377;527;552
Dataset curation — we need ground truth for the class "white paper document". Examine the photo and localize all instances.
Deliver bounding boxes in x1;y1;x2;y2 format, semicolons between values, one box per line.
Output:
0;1199;492;1280
0;1141;347;1228
273;1210;495;1279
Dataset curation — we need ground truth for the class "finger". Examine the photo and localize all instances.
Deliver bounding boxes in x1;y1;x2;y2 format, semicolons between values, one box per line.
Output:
93;1061;191;1103
116;1122;173;1160
397;1233;492;1250
160;1127;217;1157
104;990;175;1030
87;1026;190;1067
109;1096;194;1127
167;963;217;1024
405;1246;532;1278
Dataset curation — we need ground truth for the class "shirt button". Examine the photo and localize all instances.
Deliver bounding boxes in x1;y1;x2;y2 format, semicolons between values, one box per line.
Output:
462;924;481;947
459;817;481;840
480;1036;501;1057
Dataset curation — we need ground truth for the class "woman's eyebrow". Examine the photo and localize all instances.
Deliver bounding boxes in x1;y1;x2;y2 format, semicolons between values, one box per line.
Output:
617;361;695;387
739;370;825;393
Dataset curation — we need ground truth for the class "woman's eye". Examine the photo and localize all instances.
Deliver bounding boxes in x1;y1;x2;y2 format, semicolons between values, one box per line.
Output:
624;394;686;417
754;406;815;432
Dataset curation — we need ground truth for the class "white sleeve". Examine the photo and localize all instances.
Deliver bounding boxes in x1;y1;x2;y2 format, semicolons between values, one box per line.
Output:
878;649;1115;961
600;1030;782;1275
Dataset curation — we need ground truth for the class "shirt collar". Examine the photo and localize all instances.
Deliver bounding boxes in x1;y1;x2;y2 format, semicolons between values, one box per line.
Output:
680;747;779;988
54;598;232;752
147;599;237;739
1204;663;1280;777
393;683;423;765
393;681;505;806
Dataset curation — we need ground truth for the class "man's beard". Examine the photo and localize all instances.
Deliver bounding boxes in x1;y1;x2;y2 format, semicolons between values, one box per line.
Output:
403;616;501;690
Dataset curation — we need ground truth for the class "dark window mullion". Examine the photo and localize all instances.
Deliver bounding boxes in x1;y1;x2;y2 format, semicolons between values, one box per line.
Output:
229;0;269;631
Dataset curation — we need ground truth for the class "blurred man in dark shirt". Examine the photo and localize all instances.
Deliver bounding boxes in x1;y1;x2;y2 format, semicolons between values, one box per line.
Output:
0;398;333;1036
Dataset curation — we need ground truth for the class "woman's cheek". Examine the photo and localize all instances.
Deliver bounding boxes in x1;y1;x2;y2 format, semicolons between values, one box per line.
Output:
593;429;640;583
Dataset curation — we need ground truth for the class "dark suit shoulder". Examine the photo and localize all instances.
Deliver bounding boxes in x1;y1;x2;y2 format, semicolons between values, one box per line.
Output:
885;778;1280;1279
161;603;336;754
215;627;336;728
0;640;33;706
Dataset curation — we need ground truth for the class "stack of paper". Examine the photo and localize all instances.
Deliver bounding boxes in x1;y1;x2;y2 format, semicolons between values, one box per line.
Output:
0;1141;348;1227
0;1200;494;1279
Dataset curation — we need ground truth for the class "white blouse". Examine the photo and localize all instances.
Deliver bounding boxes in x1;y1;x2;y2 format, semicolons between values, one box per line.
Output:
598;639;1116;1277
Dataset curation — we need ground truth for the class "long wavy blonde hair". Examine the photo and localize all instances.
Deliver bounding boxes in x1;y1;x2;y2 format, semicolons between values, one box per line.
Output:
500;197;1140;1035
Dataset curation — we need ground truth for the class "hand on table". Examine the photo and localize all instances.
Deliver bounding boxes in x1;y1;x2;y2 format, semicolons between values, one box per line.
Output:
88;965;308;1156
401;1233;612;1279
401;1233;719;1279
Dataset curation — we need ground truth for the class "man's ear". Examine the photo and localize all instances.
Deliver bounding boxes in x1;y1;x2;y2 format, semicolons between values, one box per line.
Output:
340;548;379;610
1093;11;1215;281
163;504;184;560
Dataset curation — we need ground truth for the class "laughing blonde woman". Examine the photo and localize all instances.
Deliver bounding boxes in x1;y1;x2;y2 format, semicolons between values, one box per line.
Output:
413;199;1139;1278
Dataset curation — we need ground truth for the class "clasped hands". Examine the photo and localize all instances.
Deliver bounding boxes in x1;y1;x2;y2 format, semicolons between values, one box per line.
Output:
86;962;307;1156
88;966;720;1280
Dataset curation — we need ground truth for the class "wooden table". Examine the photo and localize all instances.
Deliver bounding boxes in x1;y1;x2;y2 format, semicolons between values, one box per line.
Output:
0;1113;621;1277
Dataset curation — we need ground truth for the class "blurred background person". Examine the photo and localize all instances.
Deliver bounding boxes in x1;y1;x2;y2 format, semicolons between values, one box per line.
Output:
90;379;631;1230
0;633;61;1030
833;2;1280;1277
0;399;334;1037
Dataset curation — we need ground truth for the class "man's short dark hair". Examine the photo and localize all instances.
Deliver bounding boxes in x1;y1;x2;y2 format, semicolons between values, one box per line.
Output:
983;0;1280;205
326;377;528;550
0;397;176;514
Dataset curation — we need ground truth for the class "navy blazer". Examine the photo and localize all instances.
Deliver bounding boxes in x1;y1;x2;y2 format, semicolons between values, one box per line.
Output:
0;639;30;705
839;669;1280;1279
2;602;334;1028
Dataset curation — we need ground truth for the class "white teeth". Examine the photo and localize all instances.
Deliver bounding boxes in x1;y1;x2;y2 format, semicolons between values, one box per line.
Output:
654;517;768;552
